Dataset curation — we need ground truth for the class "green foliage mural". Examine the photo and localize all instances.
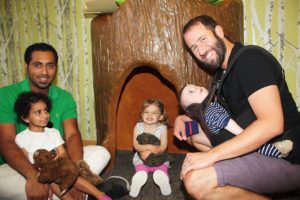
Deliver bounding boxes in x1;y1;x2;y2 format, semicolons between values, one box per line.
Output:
0;0;299;141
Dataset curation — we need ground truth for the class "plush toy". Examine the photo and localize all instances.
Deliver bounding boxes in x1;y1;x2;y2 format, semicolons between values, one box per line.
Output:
75;159;102;185
136;132;172;167
33;149;102;195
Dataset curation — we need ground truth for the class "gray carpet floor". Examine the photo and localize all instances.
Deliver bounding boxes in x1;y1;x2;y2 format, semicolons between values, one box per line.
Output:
102;150;189;200
102;150;300;200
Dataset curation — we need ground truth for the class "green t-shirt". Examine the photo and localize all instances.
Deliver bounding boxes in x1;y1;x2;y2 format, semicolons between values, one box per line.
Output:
0;79;77;165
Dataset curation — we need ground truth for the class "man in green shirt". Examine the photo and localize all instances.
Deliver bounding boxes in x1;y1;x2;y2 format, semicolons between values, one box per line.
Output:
0;79;77;152
0;43;129;199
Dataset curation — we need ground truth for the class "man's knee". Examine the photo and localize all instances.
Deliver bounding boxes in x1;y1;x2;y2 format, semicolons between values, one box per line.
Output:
0;164;27;199
183;167;218;199
83;145;111;174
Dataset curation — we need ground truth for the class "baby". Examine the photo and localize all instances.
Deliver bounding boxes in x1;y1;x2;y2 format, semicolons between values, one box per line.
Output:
180;84;293;158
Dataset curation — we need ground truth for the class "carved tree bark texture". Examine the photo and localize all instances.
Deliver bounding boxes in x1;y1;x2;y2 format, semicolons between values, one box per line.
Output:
91;0;243;168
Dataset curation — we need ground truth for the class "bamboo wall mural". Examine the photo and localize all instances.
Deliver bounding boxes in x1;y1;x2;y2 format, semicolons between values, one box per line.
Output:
0;0;299;141
243;0;300;108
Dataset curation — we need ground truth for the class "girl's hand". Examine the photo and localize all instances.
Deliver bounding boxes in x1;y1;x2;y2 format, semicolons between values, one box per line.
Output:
68;187;85;200
140;150;151;160
148;145;161;154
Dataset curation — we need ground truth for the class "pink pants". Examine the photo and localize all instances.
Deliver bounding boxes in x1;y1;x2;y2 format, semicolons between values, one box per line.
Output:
134;163;169;175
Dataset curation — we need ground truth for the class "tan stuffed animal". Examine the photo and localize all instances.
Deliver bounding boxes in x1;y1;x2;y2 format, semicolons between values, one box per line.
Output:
33;149;102;195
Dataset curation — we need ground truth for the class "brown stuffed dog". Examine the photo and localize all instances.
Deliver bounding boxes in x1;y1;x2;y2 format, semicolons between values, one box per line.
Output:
33;149;102;195
75;159;102;185
137;132;172;167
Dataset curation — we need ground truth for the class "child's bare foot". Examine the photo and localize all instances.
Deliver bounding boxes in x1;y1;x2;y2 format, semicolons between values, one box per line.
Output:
274;139;293;157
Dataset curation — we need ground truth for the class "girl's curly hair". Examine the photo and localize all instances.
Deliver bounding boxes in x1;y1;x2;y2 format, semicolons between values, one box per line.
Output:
14;91;52;124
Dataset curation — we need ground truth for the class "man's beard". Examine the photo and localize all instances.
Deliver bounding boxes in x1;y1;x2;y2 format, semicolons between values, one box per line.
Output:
196;35;226;72
29;77;51;89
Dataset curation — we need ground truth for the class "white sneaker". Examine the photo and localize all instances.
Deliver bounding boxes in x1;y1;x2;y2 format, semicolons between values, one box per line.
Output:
153;170;171;196
129;171;148;197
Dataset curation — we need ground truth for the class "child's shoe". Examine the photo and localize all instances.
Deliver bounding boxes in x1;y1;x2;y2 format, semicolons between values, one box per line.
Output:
92;176;130;199
274;139;293;157
129;171;148;197
98;195;112;200
153;170;171;196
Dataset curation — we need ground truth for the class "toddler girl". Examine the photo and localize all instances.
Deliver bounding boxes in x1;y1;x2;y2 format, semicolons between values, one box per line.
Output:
14;91;111;200
129;98;171;197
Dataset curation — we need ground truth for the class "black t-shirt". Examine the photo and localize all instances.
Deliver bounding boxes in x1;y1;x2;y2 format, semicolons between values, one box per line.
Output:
211;42;300;146
221;42;300;130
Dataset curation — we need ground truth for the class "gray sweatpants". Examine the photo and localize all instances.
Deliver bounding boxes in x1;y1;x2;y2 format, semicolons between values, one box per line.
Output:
215;152;300;194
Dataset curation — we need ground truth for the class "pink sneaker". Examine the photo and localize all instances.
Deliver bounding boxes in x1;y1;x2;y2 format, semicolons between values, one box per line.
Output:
98;194;112;200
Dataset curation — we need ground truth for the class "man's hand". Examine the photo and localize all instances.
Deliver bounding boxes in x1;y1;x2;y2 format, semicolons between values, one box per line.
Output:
68;187;85;200
25;175;50;200
174;115;192;141
181;151;216;180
